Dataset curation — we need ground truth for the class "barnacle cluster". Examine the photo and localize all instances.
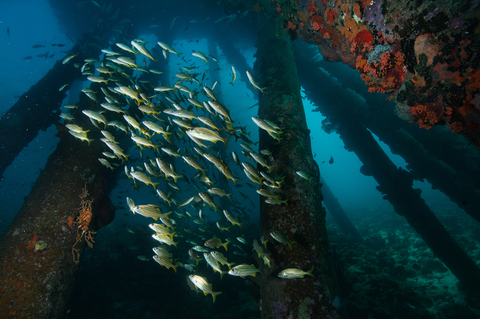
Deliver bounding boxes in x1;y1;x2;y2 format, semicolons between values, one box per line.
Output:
72;184;96;264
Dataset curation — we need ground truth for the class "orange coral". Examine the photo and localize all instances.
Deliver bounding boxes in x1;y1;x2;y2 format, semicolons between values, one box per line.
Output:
324;7;336;25
353;2;361;17
356;56;367;70
308;1;318;15
312;22;320;31
26;234;38;249
297;10;308;23
448;121;464;133
394;51;404;66
287;21;297;30
466;68;480;93
67;215;74;228
410;104;440;129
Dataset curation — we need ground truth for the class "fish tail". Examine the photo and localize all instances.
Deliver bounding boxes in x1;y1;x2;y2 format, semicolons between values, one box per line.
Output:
307;266;315;278
259;87;266;93
226;193;232;200
212;291;222;303
223;134;233;147
223;240;230;252
87;138;94;146
173;264;179;273
152;182;159;189
289;241;295;251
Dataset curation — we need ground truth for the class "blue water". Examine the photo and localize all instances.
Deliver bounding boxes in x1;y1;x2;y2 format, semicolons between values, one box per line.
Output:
0;1;478;318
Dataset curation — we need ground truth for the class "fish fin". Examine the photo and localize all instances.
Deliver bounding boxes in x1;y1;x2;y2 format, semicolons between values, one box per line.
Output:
307;266;315;278
212;291;222;303
289;241;296;250
223;240;230;251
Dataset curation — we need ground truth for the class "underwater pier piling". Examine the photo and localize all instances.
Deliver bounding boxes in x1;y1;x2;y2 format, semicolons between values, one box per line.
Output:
296;48;480;289
0;56;80;180
0;125;113;318
368;124;480;223
296;38;480;221
320;178;364;243
255;14;347;318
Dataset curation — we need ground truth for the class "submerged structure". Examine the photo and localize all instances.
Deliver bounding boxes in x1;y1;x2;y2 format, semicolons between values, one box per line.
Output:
0;0;479;318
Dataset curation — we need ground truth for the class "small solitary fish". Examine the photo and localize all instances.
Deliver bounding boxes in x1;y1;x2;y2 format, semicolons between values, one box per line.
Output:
229;66;237;85
296;171;313;183
246;71;266;93
278;267;315;279
270;230;295;250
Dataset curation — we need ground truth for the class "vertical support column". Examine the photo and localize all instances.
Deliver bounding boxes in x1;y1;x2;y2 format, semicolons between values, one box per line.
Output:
255;16;348;319
0;127;112;318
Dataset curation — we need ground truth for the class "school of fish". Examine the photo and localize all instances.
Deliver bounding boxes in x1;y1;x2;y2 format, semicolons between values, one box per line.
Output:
64;36;314;303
